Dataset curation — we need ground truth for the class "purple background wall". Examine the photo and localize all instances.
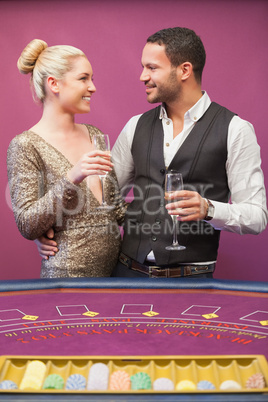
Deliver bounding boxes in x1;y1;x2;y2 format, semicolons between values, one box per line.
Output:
0;0;267;281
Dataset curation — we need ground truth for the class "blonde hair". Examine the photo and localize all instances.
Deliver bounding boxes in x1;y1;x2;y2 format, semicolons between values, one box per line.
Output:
17;39;86;102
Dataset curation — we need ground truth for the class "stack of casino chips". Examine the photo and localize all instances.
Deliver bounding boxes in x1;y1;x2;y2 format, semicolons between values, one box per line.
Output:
19;360;46;390
130;372;152;390
246;373;266;389
0;380;18;390
219;380;242;390
65;374;86;390
175;379;196;391
87;363;109;390
197;380;216;390
43;373;64;389
109;370;131;390
153;377;174;391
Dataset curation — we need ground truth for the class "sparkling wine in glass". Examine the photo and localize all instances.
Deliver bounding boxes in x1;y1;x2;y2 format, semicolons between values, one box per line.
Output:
165;171;186;250
93;134;115;210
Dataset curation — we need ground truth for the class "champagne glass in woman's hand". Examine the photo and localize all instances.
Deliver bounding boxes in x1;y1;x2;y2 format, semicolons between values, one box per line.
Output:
93;134;115;210
165;171;186;250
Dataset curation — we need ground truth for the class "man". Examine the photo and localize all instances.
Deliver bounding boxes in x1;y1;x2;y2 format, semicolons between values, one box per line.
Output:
36;27;267;278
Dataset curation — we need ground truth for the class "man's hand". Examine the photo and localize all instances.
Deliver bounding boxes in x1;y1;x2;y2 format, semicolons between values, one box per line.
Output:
165;190;208;221
34;228;58;260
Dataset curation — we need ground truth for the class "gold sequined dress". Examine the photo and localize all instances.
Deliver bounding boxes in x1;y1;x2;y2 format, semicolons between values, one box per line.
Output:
7;124;126;278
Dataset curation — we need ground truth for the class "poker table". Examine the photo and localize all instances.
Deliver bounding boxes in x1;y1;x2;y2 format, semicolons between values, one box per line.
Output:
0;277;267;401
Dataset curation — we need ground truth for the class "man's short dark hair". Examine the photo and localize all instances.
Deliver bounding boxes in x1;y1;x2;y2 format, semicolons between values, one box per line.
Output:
147;27;206;83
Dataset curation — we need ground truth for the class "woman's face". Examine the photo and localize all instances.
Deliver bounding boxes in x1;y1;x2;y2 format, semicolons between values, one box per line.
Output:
57;56;96;115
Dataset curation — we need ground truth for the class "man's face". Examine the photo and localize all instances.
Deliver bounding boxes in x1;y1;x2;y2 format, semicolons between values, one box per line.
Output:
140;43;181;104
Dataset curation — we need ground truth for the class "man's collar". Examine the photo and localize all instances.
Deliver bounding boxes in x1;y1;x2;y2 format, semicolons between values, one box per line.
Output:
159;104;168;120
159;91;211;122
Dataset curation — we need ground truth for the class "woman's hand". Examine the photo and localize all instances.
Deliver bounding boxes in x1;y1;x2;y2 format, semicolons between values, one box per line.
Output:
67;150;113;184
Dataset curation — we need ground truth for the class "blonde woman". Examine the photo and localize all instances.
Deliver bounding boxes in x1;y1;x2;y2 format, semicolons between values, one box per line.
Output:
7;39;125;278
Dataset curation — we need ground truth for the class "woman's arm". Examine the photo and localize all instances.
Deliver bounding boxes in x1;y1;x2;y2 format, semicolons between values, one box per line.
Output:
7;136;80;240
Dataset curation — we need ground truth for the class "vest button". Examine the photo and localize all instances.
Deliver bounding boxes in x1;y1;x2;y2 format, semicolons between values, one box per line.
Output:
160;169;165;174
152;236;157;242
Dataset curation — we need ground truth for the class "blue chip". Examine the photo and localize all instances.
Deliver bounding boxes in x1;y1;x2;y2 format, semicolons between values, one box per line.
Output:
0;380;18;390
197;380;215;390
66;374;86;390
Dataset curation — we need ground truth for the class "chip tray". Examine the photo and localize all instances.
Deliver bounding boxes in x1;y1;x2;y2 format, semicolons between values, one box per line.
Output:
0;355;267;393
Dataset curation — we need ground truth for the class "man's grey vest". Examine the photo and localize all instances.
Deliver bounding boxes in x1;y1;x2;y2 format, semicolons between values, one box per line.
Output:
121;102;236;265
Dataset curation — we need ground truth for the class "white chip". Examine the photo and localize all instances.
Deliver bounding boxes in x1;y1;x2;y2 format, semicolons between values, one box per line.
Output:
153;377;174;391
220;380;241;390
87;363;109;390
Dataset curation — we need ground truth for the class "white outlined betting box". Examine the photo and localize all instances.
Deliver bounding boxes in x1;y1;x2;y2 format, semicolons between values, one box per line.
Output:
181;305;221;316
0;309;26;321
120;304;153;315
56;305;90;316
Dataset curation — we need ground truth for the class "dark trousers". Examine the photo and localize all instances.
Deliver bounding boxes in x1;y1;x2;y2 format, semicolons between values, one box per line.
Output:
111;260;214;279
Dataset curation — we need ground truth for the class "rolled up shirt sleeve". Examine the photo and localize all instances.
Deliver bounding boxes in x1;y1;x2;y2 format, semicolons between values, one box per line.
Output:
210;116;267;234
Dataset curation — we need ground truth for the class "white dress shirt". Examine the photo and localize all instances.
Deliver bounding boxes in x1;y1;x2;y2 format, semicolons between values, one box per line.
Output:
112;92;267;262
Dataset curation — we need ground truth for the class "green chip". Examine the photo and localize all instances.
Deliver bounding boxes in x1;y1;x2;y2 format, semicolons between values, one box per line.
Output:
130;372;151;390
43;374;64;389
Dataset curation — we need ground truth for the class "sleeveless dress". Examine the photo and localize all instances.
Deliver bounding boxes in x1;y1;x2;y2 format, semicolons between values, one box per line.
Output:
7;124;125;278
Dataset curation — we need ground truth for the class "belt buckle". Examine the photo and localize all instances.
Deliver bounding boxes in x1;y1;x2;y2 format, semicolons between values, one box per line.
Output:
148;265;164;278
148;266;157;278
119;253;131;269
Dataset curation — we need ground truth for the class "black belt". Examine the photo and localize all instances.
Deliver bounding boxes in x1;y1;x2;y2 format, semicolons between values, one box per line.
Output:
119;253;215;278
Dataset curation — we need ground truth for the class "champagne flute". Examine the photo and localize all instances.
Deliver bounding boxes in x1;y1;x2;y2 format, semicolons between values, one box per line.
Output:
165;171;186;250
93;134;115;210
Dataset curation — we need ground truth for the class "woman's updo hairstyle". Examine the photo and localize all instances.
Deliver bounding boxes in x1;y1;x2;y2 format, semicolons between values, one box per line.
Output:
17;39;86;103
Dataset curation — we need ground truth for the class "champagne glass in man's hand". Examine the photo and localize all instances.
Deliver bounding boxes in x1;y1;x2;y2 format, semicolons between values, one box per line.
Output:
165;171;186;250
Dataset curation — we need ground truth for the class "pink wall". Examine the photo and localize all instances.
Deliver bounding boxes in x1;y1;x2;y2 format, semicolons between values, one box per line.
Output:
1;0;267;281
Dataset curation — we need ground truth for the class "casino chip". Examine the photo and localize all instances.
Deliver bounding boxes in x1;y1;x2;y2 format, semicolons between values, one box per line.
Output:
176;380;196;390
246;373;265;389
65;374;86;390
20;375;43;390
43;374;64;389
19;360;47;391
109;370;130;390
0;380;18;390
220;380;241;390
197;380;215;390
87;362;109;390
130;372;152;390
153;377;174;391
